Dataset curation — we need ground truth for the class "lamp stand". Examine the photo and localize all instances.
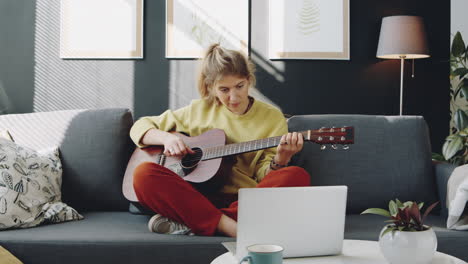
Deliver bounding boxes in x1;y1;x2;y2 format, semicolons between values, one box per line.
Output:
399;56;406;116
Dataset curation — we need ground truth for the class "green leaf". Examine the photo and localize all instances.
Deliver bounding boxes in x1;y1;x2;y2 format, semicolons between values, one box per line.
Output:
460;128;468;136
403;201;413;208
431;152;446;161
454;109;468;131
454;81;464;98
459;79;468;100
443;135;464;160
361;208;391;217
454;68;468;77
461;86;468;100
466;44;468;60
418;202;424;210
380;226;395;238
396;199;404;208
389;200;398;216
461;127;468;136
446;134;459;140
452;31;466;57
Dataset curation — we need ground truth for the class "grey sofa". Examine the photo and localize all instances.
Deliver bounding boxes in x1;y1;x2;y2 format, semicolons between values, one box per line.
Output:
0;108;466;263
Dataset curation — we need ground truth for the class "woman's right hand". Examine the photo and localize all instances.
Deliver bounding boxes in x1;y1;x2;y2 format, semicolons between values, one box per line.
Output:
162;133;195;157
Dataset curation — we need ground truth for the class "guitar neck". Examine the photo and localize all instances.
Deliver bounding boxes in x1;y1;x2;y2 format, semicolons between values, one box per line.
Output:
202;132;309;160
200;126;354;160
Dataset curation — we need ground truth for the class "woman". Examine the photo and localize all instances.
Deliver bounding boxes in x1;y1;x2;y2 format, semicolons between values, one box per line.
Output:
130;44;310;237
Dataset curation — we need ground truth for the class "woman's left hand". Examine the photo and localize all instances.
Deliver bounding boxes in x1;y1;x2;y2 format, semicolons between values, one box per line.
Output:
275;132;304;165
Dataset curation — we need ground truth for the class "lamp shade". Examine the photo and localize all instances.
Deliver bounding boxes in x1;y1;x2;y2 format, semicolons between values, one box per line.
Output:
376;16;430;59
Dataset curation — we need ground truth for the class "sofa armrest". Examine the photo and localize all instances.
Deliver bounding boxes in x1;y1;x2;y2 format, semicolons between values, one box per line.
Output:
433;161;458;217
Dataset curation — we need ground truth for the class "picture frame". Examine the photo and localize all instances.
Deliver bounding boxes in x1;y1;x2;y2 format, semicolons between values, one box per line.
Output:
60;0;144;59
269;0;350;60
166;0;249;59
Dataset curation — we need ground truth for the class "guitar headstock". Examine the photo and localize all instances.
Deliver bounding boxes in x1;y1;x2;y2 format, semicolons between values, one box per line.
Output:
301;126;354;150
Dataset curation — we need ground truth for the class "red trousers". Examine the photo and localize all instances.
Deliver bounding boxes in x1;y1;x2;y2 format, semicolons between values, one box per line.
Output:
133;162;310;236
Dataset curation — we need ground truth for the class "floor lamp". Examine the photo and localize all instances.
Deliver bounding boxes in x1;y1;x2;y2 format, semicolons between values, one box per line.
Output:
376;16;430;115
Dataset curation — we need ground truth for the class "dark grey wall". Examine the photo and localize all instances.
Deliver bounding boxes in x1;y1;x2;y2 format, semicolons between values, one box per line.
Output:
0;0;450;152
0;0;36;113
133;0;169;118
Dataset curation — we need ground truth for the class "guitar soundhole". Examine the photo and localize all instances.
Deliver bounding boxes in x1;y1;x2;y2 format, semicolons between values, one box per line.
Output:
181;147;203;169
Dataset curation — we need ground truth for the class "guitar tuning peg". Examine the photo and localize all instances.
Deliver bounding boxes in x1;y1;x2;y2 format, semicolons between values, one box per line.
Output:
331;144;338;150
320;145;326;150
343;145;350;150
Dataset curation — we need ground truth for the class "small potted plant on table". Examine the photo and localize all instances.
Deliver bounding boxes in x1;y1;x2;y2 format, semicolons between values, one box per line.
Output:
361;199;439;264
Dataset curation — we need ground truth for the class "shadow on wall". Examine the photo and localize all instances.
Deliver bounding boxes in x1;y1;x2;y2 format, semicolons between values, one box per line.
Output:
32;0;135;113
165;0;285;111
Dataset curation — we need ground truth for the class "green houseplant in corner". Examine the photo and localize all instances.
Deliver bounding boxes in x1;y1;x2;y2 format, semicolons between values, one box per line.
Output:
441;31;468;165
361;199;439;264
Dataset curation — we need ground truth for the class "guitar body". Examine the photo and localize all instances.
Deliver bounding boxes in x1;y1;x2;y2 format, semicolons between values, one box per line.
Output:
122;129;228;202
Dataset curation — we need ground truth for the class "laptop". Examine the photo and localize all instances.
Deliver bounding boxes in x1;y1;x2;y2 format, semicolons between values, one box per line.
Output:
234;186;347;260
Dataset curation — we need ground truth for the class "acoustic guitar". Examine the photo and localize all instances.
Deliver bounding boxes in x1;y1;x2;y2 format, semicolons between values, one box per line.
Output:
122;127;354;202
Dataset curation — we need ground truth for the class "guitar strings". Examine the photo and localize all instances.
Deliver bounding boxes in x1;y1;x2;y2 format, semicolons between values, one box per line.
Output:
172;137;283;163
175;134;304;163
171;131;345;163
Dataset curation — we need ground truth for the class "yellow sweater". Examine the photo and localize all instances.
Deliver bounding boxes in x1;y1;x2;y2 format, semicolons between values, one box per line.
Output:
129;98;288;194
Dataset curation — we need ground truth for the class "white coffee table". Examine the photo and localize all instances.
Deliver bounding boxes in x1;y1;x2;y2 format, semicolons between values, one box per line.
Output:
211;240;466;264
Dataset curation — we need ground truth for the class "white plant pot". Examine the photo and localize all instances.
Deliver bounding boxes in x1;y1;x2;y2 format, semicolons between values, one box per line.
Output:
378;226;437;264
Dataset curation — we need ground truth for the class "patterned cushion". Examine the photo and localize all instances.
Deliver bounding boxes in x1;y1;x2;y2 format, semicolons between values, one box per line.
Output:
0;138;82;230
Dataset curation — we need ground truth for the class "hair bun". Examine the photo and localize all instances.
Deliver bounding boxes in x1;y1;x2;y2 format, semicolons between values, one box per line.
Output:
206;43;221;55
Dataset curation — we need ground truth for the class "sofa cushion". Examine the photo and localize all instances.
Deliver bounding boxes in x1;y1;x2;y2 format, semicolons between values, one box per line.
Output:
1;212;465;263
0;212;233;264
287;115;437;214
0;109;134;212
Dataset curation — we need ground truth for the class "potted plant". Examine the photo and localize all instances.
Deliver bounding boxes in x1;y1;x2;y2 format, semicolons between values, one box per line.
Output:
361;199;439;264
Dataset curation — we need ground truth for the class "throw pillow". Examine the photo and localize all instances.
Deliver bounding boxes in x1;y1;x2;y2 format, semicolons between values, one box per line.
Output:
447;164;468;230
0;138;83;230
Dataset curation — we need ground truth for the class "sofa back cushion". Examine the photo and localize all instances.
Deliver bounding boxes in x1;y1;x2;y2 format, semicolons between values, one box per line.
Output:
0;109;134;212
288;115;437;214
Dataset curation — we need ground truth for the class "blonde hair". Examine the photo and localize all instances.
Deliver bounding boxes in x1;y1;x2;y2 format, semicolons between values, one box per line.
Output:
197;44;256;105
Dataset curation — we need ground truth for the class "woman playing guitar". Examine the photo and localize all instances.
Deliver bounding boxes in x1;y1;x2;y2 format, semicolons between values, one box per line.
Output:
130;44;310;237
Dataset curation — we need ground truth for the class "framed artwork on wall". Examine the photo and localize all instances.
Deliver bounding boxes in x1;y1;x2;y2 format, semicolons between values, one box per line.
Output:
166;0;249;59
269;0;349;60
60;0;144;59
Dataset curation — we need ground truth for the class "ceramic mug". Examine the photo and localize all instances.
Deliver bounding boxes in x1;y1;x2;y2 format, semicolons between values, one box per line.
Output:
239;244;284;264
